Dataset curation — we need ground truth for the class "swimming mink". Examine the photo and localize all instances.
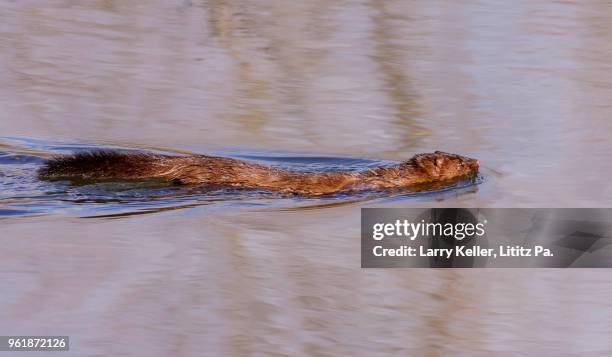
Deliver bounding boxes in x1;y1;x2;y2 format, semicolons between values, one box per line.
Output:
38;151;480;196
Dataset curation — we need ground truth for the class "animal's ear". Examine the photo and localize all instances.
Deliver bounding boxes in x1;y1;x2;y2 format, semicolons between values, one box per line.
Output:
415;155;428;168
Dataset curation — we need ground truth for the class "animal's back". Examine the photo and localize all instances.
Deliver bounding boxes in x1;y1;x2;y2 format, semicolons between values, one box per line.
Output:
38;151;280;187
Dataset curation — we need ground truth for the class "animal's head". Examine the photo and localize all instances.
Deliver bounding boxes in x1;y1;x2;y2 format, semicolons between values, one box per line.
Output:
412;151;479;180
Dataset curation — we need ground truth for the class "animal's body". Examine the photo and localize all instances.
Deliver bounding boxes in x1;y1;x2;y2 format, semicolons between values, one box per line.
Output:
38;151;479;196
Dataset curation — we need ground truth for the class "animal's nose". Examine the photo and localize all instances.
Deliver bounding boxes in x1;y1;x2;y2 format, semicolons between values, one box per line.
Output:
475;160;480;167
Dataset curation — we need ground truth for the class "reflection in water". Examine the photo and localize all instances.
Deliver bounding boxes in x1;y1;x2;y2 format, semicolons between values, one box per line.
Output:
2;0;612;355
369;0;430;153
208;0;273;137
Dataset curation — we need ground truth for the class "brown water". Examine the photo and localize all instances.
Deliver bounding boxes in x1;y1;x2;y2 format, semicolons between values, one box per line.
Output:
1;0;612;355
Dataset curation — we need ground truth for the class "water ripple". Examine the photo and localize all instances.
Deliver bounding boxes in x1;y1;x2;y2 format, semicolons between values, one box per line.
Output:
0;137;481;218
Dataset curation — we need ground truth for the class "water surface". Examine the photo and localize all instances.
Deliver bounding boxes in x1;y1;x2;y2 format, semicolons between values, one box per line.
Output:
2;0;612;355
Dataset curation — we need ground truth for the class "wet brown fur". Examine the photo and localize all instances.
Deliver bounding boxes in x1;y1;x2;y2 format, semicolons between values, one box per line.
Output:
38;151;479;196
